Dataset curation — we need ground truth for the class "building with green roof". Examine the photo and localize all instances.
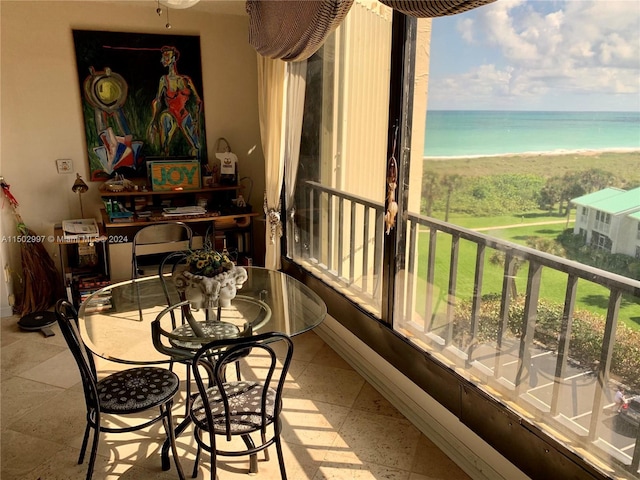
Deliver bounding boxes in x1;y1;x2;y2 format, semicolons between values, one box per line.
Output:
571;186;640;258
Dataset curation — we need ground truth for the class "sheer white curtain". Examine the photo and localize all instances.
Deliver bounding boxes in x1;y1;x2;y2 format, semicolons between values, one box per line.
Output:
257;56;307;269
283;61;307;265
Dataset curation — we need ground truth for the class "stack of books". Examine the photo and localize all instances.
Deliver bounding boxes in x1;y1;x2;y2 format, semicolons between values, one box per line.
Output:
74;275;112;312
83;292;112;313
162;206;207;217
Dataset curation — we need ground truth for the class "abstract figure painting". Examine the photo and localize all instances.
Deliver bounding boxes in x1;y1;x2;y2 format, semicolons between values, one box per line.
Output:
73;30;207;181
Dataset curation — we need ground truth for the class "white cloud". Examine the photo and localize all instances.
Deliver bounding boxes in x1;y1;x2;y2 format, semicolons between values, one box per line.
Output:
444;0;640;108
457;18;476;43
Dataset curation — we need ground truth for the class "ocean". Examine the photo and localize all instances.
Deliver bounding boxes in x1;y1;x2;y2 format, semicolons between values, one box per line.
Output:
423;110;640;158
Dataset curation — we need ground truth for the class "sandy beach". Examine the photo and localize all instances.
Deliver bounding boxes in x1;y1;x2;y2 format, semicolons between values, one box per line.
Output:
424;147;640;161
422;149;640;181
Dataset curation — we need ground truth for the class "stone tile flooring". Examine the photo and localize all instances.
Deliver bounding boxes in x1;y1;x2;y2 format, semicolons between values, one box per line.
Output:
1;315;472;479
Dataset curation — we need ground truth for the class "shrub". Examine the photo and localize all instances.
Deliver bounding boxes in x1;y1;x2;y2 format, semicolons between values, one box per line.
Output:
454;295;640;391
558;231;640;281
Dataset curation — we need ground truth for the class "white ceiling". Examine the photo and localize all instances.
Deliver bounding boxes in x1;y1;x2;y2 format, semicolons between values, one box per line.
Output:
127;0;248;17
182;0;247;16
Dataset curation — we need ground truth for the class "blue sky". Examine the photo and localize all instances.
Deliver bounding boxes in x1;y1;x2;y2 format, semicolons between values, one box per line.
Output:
427;0;640;111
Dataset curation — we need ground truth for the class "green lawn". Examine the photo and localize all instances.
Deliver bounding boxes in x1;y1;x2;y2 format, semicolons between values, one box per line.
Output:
444;211;571;230
418;151;640;331
416;217;640;331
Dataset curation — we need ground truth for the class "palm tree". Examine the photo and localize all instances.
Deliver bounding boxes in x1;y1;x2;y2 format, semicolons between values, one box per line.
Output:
539;176;563;213
489;250;522;298
441;174;462;222
422;170;440;217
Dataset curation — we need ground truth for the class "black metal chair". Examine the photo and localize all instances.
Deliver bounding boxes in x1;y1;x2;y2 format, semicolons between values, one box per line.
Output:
158;250;191;324
157;251;242;417
189;332;294;479
55;299;185;480
132;222;193;321
132;222;193;279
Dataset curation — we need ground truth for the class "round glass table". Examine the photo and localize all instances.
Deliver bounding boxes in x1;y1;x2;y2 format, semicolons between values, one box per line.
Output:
78;266;327;364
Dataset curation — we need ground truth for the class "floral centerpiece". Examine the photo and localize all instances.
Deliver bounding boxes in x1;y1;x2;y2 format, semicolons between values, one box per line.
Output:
177;246;248;310
185;248;235;277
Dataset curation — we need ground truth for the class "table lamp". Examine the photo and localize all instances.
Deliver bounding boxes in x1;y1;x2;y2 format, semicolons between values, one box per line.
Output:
72;173;89;218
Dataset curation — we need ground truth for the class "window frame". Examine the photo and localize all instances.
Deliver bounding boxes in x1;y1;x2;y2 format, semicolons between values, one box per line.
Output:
281;10;615;480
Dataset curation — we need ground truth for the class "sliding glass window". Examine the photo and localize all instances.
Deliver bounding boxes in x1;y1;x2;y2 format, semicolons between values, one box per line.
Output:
287;1;394;318
287;1;640;479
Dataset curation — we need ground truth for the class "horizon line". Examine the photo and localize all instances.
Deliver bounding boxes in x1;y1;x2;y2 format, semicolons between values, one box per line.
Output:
426;109;640;114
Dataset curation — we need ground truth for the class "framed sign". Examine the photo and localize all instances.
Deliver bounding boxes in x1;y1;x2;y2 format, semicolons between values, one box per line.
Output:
148;159;201;191
72;30;207;181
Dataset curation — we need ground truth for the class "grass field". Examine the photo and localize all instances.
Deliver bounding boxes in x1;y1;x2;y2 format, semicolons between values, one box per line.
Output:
445;212;571;230
417;216;640;331
416;150;640;330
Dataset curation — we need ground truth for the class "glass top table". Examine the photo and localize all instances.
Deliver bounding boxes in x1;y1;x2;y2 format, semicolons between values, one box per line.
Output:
78;266;327;364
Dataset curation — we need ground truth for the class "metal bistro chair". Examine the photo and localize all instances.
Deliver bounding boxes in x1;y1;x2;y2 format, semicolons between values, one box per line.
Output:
157;251;241;418
158;250;190;309
157;249;249;372
54;299;185;480
151;297;246;411
189;332;294;480
151;300;250;471
132;222;193;321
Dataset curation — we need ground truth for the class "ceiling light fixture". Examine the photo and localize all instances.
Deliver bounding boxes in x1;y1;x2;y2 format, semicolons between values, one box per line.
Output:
159;0;201;9
157;0;200;29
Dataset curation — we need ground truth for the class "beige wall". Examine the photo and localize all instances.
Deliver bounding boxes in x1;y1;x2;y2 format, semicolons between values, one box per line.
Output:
0;1;263;311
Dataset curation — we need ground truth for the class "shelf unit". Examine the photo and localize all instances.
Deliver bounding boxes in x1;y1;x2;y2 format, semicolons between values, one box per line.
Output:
53;225;110;310
99;184;258;281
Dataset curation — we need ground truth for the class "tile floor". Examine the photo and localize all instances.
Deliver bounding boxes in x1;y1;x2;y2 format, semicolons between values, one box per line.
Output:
1;314;472;480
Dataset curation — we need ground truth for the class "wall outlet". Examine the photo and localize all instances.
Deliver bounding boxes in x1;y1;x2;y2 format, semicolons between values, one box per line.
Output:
56;158;73;174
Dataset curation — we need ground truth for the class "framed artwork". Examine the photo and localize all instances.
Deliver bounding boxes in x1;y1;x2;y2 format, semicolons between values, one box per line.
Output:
72;30;207;181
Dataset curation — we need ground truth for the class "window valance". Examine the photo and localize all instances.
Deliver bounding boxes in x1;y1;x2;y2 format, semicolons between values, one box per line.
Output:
247;0;496;61
378;0;496;18
247;0;354;62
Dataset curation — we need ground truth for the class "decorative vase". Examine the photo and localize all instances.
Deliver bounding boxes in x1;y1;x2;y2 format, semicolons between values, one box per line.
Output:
175;264;248;311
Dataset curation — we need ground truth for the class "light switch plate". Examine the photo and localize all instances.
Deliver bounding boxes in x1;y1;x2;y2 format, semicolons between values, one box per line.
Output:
56;159;73;174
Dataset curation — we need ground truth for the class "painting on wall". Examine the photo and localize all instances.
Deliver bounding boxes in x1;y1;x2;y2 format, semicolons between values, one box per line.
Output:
72;30;207;181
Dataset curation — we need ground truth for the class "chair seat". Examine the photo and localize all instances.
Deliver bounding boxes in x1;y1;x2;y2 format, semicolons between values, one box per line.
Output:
191;381;276;434
169;321;241;350
97;367;180;414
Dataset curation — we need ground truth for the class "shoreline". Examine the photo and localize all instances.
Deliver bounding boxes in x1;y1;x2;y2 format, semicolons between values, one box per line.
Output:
424;147;640;161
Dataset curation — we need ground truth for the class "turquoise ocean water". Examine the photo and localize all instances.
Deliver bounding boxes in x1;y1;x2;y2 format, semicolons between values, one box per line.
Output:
423;111;640;158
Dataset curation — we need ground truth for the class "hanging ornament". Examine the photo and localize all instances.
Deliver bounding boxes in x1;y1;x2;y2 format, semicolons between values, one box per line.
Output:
384;127;399;235
264;191;283;244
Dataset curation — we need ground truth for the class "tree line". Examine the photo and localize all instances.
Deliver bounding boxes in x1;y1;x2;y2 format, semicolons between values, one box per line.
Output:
421;168;633;219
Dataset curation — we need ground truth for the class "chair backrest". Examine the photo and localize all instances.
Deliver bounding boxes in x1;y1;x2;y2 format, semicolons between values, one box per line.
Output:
191;332;294;440
55;299;99;413
132;222;193;279
152;299;249;355
158;251;190;327
151;300;201;361
133;222;193;249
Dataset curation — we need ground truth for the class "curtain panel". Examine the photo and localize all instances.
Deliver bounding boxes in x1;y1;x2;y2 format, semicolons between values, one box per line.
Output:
252;0;496;267
257;57;307;269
